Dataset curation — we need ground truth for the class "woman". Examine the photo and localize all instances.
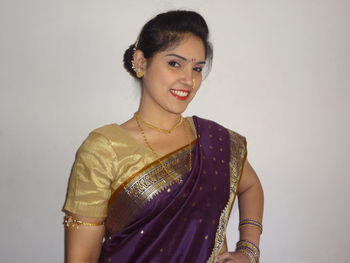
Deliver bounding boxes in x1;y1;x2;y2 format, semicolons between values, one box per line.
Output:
63;10;264;263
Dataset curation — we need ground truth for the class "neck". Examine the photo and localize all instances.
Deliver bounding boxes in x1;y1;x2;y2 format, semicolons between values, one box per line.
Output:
136;106;183;131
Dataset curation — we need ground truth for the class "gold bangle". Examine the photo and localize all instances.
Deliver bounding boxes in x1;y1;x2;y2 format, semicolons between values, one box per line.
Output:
239;218;263;234
236;240;260;263
237;248;257;263
63;215;104;229
236;240;260;256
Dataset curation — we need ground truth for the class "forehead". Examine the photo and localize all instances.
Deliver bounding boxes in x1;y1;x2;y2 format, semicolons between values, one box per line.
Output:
161;34;206;61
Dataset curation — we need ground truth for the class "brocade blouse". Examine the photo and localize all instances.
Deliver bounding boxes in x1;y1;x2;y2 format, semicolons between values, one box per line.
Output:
63;118;197;218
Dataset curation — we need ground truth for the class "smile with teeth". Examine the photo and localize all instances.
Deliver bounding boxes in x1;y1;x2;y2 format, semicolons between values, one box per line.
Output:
170;89;190;98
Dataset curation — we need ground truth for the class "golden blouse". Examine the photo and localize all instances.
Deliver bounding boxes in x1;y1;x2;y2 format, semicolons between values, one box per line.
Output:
63;118;197;218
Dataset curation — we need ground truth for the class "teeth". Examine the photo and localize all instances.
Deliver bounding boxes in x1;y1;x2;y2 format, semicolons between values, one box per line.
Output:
170;90;189;97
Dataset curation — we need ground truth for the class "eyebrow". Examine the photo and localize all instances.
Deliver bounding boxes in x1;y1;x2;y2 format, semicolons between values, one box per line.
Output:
165;53;206;65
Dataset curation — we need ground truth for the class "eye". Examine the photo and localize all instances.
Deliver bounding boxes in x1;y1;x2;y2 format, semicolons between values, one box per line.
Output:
193;66;203;73
168;61;181;67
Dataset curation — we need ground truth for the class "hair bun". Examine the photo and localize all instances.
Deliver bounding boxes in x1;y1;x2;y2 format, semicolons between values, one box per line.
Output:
123;43;137;78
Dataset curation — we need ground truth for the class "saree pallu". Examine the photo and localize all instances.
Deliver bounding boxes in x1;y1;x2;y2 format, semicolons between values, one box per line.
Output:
99;116;247;263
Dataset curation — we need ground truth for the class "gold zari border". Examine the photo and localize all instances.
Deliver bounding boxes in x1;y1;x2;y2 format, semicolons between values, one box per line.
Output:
124;143;195;206
207;130;247;263
106;142;196;236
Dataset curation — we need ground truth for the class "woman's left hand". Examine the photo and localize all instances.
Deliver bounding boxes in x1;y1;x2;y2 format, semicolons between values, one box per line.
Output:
215;251;250;263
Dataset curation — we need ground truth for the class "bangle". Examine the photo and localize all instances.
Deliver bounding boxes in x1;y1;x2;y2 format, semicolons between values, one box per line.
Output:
63;215;104;229
236;247;257;263
236;240;260;263
236;240;260;257
239;218;263;234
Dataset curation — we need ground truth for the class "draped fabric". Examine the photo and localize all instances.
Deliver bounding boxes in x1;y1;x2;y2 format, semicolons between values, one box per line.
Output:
98;116;247;263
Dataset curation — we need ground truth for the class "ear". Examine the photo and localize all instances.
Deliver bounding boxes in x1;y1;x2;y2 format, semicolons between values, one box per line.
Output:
133;50;147;73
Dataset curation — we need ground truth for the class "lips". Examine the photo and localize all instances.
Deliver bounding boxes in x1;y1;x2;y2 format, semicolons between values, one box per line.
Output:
170;89;190;101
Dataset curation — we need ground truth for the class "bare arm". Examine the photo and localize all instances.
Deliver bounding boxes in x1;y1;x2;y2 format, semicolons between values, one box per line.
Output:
65;213;105;263
237;160;264;245
216;160;264;263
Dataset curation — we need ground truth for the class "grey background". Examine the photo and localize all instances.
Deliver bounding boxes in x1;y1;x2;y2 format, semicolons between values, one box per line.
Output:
1;0;349;262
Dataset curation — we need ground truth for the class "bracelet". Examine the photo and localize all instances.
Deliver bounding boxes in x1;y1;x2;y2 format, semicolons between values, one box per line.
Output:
236;247;257;263
236;240;260;257
63;215;104;229
239;218;263;234
236;240;260;263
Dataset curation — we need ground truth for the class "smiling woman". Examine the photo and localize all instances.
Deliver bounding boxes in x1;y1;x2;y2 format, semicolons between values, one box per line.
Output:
63;10;263;263
134;34;205;115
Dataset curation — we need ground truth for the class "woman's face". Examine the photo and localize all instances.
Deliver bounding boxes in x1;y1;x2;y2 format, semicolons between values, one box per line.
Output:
138;34;206;115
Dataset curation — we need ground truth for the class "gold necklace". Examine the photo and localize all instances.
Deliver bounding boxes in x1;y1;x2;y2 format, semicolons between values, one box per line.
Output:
134;112;183;134
134;114;193;184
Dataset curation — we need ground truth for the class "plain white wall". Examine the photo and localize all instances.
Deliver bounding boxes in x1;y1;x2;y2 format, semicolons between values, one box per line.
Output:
1;0;349;262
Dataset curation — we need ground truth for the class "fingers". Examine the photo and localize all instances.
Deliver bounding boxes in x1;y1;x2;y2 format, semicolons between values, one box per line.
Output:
215;251;249;263
215;252;234;262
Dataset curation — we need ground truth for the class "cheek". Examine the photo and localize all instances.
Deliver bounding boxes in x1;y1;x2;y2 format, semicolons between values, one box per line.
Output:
194;76;203;89
157;71;180;89
143;69;176;94
147;66;172;83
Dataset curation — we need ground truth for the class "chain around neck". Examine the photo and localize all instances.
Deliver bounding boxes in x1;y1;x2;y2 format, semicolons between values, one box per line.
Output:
134;115;192;184
134;112;183;134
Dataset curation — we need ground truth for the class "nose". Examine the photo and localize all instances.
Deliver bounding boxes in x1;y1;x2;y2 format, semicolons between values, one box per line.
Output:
180;67;194;87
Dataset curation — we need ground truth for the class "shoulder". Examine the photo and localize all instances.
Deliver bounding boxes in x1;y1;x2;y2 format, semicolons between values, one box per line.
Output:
77;124;124;154
192;115;246;142
227;129;246;148
91;123;123;139
86;123;126;143
192;115;247;155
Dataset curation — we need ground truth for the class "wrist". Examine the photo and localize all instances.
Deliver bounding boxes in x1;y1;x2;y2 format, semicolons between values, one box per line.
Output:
235;240;260;263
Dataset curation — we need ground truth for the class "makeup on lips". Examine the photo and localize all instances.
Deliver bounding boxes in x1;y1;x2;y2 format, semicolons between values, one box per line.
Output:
170;89;190;100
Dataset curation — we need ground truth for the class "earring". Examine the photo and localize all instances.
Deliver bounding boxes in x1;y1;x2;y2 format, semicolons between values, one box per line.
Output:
136;71;144;78
131;41;143;78
131;44;137;71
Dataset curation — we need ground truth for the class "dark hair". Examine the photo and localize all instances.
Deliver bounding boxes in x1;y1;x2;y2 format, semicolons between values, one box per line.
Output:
123;10;213;79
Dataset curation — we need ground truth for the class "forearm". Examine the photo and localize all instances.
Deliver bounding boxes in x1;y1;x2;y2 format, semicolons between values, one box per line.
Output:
65;229;103;263
64;214;105;263
65;247;100;263
237;180;264;245
66;258;97;263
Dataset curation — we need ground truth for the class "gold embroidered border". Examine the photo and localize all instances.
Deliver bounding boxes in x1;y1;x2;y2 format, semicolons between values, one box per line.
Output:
207;130;247;263
106;142;196;236
124;144;195;207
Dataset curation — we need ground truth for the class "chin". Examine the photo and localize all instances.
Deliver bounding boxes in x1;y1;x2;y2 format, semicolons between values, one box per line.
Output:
165;105;188;115
167;97;195;114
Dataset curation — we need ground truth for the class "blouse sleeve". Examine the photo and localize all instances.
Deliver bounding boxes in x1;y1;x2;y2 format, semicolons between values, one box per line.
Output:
63;132;116;218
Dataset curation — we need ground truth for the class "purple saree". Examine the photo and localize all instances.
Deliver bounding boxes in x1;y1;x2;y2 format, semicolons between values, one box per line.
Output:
99;116;247;263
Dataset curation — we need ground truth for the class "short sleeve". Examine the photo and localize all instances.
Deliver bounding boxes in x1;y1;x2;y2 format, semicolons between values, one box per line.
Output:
228;129;247;194
63;132;116;218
